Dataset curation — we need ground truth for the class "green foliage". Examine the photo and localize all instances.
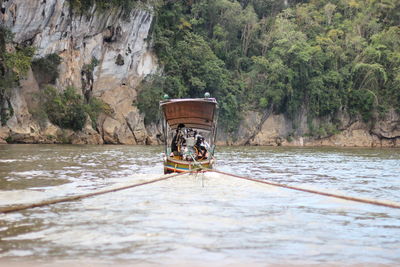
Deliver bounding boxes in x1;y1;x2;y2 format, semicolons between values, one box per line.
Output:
86;97;110;129
30;105;49;129
348;89;375;121
136;75;165;124
2;0;399;137
82;57;99;73
38;86;107;131
4;46;34;79
145;0;400;134
32;53;62;85
68;0;146;18
307;121;340;138
0;26;34;126
41;86;87;131
150;1;246;132
0;26;14;52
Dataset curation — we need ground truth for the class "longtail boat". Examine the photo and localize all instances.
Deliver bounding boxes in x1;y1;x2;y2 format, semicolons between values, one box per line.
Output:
160;94;218;174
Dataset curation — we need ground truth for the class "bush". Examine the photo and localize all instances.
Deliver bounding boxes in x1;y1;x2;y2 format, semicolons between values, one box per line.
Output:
1;27;34;126
69;0;142;18
82;57;99;73
38;86;107;131
40;86;86;131
136;75;164;124
348;89;375;121
32;53;62;85
86;97;111;129
30;106;48;128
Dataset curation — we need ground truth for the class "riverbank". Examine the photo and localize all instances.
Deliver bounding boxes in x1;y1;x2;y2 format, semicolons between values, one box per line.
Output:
1;109;399;147
1;134;399;148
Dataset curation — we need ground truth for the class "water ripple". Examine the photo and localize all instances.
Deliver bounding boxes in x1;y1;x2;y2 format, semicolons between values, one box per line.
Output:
0;145;399;265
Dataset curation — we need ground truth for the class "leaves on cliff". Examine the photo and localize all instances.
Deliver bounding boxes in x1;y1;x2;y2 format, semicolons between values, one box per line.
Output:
0;26;34;125
32;53;62;86
68;0;148;18
37;86;107;131
146;0;400;134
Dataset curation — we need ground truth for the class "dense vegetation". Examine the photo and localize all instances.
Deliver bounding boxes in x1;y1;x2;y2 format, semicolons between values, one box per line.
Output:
35;86;107;131
32;53;62;85
2;0;399;137
137;0;400;134
0;26;34;125
68;0;152;17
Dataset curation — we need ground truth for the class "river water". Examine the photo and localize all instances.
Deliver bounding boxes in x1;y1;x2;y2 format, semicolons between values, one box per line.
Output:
0;145;399;266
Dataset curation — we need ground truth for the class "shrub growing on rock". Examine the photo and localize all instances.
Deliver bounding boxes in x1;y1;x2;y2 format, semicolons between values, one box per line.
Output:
41;86;87;131
32;53;62;85
38;85;108;131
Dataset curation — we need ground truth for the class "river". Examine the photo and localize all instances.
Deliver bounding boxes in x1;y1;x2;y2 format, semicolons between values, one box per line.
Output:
0;145;399;266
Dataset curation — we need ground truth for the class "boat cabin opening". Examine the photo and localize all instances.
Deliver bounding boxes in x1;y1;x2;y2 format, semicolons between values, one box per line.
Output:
160;97;218;173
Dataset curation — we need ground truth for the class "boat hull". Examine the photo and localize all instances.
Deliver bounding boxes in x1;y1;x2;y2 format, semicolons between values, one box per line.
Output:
164;157;214;174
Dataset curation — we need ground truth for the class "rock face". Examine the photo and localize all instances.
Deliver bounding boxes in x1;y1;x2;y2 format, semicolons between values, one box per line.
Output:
230;109;400;147
0;0;158;144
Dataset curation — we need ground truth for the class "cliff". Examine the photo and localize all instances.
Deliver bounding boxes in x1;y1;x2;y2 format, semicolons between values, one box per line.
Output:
221;108;400;147
0;0;399;147
0;0;158;145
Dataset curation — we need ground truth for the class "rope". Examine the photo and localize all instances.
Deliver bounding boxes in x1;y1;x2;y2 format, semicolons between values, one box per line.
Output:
208;170;400;210
2;169;399;213
0;172;190;214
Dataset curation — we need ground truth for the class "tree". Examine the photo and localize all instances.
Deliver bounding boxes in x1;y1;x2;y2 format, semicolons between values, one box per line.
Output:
146;0;400;135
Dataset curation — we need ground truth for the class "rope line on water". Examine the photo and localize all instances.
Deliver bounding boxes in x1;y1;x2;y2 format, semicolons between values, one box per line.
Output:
207;169;400;210
0;172;189;214
2;169;399;213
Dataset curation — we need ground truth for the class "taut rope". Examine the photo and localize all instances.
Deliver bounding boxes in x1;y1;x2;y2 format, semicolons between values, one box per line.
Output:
208;170;400;210
2;169;399;213
0;172;188;214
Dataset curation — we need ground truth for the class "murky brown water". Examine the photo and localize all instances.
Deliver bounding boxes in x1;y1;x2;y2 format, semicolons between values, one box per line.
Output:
0;145;399;265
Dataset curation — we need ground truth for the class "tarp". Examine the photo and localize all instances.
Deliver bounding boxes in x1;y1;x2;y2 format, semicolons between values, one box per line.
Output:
160;98;218;131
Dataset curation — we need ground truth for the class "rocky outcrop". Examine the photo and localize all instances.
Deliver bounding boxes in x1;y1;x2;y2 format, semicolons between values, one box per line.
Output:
0;0;158;144
371;109;400;139
229;108;400;147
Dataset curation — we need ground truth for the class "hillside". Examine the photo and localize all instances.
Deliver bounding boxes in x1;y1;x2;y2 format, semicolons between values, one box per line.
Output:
1;0;399;146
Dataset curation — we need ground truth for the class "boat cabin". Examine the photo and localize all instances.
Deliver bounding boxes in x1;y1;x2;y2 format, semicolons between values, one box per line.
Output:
160;96;218;173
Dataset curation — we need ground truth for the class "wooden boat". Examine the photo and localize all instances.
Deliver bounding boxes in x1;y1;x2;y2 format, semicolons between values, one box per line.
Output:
160;95;218;174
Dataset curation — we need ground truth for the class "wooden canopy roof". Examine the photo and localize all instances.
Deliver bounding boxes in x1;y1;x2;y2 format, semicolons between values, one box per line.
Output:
160;98;218;131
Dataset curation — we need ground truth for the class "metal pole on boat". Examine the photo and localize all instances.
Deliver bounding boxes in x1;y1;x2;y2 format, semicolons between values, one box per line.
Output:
212;103;219;156
160;95;169;155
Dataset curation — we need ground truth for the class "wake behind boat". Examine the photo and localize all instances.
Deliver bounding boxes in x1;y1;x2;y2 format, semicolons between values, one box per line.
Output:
160;94;218;174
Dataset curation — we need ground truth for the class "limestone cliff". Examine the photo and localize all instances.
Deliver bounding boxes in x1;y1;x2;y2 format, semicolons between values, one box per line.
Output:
0;0;158;144
221;108;400;148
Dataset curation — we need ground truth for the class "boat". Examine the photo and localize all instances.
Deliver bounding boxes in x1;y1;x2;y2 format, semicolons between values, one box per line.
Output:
160;94;218;174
